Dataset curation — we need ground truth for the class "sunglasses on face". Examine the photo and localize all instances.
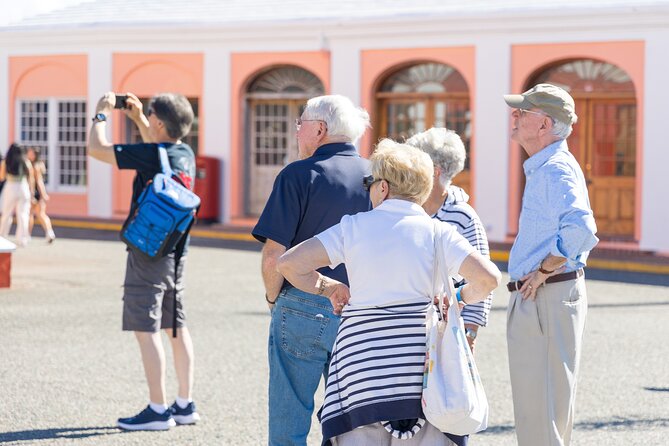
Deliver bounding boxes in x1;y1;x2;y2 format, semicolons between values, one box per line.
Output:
362;175;377;192
363;174;392;192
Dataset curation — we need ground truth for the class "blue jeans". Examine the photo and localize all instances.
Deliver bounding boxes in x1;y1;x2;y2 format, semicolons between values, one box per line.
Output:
268;286;340;446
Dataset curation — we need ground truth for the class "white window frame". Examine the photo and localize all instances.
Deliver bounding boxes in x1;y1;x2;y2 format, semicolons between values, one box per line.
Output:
15;97;88;193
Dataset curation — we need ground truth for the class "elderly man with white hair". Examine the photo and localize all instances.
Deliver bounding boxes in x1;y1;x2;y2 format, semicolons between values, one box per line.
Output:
406;128;492;353
252;94;372;446
503;83;598;446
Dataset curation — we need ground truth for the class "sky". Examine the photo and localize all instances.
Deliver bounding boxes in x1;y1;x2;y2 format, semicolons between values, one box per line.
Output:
0;0;91;26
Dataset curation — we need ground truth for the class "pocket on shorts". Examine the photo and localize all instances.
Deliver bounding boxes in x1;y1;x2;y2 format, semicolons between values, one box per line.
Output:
280;307;330;361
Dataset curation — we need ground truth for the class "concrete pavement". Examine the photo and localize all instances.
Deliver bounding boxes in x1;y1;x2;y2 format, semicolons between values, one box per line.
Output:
1;237;668;445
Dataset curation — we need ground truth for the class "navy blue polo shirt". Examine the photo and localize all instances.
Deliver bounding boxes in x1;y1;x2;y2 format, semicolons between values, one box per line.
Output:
252;142;372;288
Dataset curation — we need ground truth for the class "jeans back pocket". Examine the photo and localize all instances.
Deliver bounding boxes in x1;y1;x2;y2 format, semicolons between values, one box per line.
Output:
280;307;330;361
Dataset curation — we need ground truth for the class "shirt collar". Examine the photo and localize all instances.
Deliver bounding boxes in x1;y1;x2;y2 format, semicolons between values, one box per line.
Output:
523;139;568;175
313;142;358;157
377;198;428;216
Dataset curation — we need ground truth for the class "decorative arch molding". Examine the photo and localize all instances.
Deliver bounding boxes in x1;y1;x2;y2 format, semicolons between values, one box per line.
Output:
527;58;636;95
378;61;470;94
246;64;325;97
229;51;330;220
508;41;644;241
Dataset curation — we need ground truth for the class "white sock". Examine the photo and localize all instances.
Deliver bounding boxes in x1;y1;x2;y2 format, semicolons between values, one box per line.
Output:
176;396;192;409
150;402;168;414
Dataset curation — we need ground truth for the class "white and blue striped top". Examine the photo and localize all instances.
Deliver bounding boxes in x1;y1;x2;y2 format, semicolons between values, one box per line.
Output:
433;186;493;327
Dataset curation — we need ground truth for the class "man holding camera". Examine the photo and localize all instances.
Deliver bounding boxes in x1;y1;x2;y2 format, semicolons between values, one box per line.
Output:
89;92;199;430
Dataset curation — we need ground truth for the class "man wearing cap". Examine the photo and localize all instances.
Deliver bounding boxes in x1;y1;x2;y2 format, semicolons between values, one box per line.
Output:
503;83;598;446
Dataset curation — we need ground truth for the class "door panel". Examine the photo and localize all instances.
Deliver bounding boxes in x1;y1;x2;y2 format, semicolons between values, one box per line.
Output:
587;100;636;237
248;100;301;216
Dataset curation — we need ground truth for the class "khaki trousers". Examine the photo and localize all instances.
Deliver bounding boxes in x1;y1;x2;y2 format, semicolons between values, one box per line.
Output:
332;422;456;446
506;277;587;446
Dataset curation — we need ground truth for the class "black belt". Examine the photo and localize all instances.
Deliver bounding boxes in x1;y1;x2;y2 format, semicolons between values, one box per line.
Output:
507;268;584;292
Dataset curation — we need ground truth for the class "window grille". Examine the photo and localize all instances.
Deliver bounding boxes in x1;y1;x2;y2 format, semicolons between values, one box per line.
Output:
57;101;87;187
17;98;87;190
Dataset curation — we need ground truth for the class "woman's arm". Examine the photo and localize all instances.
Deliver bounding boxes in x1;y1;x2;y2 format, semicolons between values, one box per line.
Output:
457;251;501;305
277;238;350;314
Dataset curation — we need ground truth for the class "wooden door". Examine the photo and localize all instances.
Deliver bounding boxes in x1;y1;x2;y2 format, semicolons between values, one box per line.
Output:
247;100;302;216
569;98;636;238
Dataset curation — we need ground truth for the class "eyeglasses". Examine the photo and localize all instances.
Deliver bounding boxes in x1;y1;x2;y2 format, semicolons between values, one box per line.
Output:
363;175;390;192
516;108;548;118
295;118;326;130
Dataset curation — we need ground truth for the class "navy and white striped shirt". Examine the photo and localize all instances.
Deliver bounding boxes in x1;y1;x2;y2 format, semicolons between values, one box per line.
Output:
433;186;492;327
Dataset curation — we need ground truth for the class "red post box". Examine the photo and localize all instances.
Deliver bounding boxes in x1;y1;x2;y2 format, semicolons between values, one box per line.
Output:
193;156;221;222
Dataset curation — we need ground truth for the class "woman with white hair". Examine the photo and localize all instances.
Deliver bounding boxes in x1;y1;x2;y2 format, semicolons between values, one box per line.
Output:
406;128;493;353
277;139;501;445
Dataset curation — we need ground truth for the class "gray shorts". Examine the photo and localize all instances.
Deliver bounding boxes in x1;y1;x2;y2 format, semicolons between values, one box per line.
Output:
122;249;187;332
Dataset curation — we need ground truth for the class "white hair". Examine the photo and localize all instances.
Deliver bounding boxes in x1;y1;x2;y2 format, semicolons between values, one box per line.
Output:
304;95;370;143
551;118;573;139
406;127;466;187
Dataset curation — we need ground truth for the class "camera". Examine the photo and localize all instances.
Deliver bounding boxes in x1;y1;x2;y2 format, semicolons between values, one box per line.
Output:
114;94;128;109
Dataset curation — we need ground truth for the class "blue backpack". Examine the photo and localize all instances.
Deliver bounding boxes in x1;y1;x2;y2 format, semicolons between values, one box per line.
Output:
121;145;200;261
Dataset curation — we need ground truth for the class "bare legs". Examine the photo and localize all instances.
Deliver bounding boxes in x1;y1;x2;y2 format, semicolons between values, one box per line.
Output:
134;327;194;404
29;200;55;242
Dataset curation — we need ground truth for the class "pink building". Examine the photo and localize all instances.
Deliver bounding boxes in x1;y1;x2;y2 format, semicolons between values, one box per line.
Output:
1;0;668;253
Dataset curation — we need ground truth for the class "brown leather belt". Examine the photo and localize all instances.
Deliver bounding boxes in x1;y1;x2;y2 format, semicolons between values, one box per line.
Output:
507;268;584;292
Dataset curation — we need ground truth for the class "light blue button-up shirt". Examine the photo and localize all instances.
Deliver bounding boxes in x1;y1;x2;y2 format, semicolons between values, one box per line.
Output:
508;139;599;280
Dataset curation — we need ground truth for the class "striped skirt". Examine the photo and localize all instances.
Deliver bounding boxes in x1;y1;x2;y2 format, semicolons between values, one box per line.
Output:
319;300;431;444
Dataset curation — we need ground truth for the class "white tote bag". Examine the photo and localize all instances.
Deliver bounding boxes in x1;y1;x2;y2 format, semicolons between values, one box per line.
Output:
421;222;489;436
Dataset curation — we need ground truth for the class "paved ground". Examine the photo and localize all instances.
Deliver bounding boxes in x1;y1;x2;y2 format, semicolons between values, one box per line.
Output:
1;237;668;445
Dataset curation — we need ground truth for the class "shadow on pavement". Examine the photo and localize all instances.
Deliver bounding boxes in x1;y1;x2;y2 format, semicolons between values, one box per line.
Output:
0;426;120;442
479;417;669;436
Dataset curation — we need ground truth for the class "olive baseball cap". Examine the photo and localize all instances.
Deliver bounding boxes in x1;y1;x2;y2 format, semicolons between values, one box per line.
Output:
504;83;578;125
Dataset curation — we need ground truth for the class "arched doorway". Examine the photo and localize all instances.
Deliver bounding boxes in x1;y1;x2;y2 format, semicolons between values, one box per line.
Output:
528;59;636;239
375;62;471;193
245;66;325;216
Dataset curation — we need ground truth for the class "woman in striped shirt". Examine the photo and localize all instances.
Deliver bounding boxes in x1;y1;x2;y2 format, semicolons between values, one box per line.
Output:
406;128;493;353
278;139;501;445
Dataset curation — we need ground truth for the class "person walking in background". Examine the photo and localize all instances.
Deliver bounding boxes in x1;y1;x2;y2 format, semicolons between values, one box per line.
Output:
252;94;372;445
0;143;35;247
88;92;199;431
503;83;598;446
26;147;56;243
406;128;492;354
277;139;501;445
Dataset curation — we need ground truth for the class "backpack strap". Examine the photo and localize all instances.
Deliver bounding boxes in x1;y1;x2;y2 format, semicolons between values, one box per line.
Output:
157;144;175;178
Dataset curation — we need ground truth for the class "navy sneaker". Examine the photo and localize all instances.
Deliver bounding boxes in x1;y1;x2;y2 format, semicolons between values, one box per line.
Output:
117;405;176;431
170;401;201;425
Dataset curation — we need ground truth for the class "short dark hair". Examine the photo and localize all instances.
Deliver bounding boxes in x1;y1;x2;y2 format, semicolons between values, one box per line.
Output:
149;93;194;140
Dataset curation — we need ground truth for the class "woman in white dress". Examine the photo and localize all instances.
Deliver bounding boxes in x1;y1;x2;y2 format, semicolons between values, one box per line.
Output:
278;139;501;446
0;143;35;247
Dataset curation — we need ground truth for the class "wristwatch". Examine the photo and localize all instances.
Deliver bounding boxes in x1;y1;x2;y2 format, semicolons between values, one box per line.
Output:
92;113;107;123
465;328;478;340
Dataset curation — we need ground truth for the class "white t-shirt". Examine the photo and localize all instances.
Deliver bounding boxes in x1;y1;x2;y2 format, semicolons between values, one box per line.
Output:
316;199;475;307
